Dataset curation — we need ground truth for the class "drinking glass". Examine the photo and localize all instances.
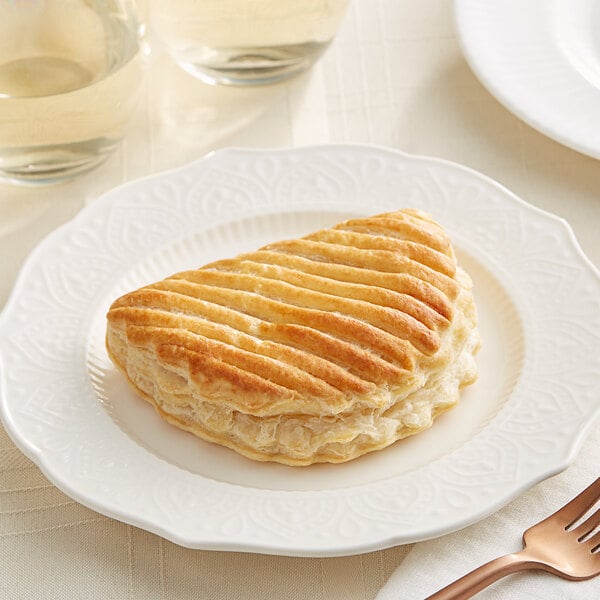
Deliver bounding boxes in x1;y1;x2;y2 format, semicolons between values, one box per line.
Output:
150;0;350;86
0;0;144;184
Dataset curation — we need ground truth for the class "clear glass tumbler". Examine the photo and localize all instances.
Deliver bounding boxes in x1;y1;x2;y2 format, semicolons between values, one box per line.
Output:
151;0;350;86
0;0;144;184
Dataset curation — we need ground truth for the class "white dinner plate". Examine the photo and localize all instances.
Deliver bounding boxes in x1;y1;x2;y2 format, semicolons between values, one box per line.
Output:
455;0;600;159
0;145;598;557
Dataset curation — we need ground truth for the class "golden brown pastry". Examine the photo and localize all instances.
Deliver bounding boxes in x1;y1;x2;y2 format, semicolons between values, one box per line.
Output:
106;209;480;465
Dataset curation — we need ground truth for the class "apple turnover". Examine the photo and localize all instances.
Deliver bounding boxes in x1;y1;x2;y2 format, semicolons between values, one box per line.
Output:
106;209;480;465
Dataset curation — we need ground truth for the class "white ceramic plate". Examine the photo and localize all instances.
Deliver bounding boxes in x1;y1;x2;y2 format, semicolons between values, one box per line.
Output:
0;145;598;557
455;0;600;159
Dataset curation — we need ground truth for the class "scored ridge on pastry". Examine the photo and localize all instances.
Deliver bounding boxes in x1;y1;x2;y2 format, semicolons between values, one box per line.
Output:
106;209;480;465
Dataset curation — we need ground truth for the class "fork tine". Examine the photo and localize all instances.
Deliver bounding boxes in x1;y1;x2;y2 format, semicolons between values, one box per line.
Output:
586;528;600;551
572;507;600;539
547;478;600;528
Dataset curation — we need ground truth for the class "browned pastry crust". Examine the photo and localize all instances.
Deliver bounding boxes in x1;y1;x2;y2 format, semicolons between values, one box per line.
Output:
106;209;480;465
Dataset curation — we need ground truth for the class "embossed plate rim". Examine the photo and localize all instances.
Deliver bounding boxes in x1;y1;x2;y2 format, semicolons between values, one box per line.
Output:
0;144;598;557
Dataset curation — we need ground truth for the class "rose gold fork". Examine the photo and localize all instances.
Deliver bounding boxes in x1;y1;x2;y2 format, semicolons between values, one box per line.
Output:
427;477;600;599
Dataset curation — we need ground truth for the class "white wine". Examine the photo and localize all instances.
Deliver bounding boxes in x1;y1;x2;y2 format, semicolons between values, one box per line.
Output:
151;0;350;85
0;1;142;184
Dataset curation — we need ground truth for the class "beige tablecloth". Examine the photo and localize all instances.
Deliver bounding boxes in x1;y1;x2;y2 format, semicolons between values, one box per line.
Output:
1;1;598;598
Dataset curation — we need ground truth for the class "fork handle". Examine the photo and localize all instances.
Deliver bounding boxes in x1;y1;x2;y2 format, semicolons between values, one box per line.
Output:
425;551;538;599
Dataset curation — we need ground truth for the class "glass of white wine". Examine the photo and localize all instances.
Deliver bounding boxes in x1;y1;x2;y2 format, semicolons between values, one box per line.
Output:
150;0;350;86
0;0;144;184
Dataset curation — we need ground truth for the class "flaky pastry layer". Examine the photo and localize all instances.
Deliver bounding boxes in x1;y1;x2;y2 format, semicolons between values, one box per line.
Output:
106;209;480;465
